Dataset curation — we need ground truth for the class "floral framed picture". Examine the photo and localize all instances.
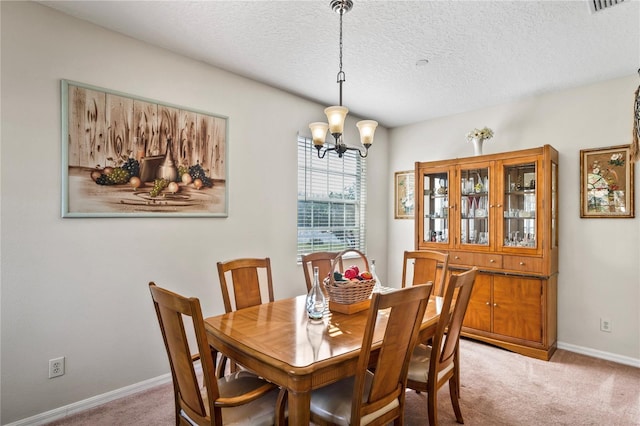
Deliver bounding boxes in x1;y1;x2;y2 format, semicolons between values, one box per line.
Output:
395;170;415;219
580;145;634;218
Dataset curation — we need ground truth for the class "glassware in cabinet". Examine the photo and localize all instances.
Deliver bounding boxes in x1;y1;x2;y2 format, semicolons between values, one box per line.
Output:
502;161;537;249
459;166;490;247
420;171;450;245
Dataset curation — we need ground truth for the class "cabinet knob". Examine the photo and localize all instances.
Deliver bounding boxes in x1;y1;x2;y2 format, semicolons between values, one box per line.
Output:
493;303;498;307
489;259;495;263
454;256;460;260
485;302;490;305
497;204;502;208
519;261;525;266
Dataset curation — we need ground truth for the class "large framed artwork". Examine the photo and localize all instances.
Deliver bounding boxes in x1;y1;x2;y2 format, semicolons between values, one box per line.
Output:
580;145;634;218
394;170;415;219
61;80;228;217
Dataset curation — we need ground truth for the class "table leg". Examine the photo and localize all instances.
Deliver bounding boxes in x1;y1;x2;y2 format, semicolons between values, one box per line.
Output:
288;388;311;425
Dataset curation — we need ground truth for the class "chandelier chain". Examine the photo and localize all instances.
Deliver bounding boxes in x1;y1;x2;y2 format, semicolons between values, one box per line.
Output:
337;6;346;105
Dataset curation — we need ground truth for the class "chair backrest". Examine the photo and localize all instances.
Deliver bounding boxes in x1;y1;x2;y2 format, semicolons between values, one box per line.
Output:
352;283;433;422
149;282;219;424
217;257;274;312
402;250;450;296
431;267;478;376
301;252;343;291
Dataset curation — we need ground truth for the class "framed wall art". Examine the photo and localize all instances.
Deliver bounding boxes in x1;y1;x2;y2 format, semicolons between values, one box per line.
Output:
580;144;634;218
394;170;415;219
61;80;228;217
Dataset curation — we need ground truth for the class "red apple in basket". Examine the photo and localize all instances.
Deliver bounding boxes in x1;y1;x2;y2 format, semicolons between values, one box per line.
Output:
343;268;358;280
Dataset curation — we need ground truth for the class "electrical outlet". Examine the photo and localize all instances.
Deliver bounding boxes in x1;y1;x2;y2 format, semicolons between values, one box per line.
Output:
600;318;612;333
49;357;65;378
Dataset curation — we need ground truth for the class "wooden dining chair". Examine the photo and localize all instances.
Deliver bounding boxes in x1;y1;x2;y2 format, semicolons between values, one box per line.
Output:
216;257;274;376
148;282;283;426
406;267;478;425
217;257;274;312
308;283;433;426
301;251;343;292
402;250;450;296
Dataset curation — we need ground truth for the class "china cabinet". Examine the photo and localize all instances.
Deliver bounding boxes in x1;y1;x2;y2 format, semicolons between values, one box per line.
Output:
415;145;558;360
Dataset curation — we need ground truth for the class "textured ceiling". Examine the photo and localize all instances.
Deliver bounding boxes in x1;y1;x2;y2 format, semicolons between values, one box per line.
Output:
39;0;639;128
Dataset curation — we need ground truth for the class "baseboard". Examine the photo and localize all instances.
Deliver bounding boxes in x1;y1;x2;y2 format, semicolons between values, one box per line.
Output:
557;341;640;368
5;373;172;426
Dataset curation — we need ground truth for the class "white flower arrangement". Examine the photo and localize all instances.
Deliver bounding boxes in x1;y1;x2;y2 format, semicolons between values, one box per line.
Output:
466;127;494;142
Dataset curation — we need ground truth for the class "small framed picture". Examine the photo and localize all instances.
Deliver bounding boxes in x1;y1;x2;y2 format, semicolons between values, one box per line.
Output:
580;145;634;218
395;170;415;219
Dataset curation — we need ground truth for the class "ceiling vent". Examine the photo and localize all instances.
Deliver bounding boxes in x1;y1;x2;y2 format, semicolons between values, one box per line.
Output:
589;0;625;13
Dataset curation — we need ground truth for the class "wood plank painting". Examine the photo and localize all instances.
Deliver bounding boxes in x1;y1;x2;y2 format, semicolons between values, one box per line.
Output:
61;80;228;217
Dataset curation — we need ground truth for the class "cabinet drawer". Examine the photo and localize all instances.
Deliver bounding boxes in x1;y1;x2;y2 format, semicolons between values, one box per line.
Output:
503;256;544;274
449;251;502;269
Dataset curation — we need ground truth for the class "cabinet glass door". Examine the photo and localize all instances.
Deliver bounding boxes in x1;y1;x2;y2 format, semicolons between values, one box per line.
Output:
460;166;490;247
503;162;537;249
422;171;449;244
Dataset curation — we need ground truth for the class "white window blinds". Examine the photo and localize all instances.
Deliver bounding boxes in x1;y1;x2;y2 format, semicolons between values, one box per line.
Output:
297;135;367;261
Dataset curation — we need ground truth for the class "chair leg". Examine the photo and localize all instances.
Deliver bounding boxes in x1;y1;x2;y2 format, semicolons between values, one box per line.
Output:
275;388;288;426
427;382;438;426
216;354;228;378
454;342;461;397
449;376;464;424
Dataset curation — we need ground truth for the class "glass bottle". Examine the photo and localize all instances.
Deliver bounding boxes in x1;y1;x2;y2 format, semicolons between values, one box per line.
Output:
371;259;382;293
306;266;326;321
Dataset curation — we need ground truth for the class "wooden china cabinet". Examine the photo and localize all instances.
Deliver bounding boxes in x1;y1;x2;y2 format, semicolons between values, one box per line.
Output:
415;145;559;360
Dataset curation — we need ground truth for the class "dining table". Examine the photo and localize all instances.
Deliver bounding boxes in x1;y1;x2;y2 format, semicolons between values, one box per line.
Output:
204;289;441;425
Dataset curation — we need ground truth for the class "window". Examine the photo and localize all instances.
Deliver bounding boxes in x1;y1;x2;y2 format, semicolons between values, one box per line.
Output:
297;135;367;261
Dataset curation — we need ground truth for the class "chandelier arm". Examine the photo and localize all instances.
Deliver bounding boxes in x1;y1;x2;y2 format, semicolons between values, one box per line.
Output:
315;143;369;159
315;145;329;159
345;145;369;158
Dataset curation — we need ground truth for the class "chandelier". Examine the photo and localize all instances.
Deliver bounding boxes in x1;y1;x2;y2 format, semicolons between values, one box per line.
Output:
308;0;378;159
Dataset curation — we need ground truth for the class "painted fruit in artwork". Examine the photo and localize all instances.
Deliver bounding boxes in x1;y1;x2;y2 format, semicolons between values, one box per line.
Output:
129;176;142;190
167;182;179;194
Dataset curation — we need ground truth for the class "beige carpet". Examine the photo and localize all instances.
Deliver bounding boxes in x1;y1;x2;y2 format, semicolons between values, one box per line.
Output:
45;338;640;425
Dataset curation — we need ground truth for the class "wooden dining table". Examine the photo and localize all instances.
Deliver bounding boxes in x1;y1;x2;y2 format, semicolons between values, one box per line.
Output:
204;291;440;425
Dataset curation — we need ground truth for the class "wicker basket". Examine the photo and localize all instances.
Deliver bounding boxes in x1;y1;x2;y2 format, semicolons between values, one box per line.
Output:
323;249;376;305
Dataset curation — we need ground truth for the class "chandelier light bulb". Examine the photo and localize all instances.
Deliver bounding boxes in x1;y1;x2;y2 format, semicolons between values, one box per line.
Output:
309;122;329;147
356;120;378;146
324;106;349;135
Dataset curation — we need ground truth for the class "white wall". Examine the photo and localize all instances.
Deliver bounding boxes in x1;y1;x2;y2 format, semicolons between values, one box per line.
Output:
387;75;640;363
0;2;390;423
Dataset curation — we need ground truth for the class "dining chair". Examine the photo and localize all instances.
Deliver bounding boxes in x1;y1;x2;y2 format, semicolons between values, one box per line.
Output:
308;283;433;426
406;267;478;425
402;250;450;297
216;257;274;376
217;257;274;312
148;282;283;426
301;251;343;292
